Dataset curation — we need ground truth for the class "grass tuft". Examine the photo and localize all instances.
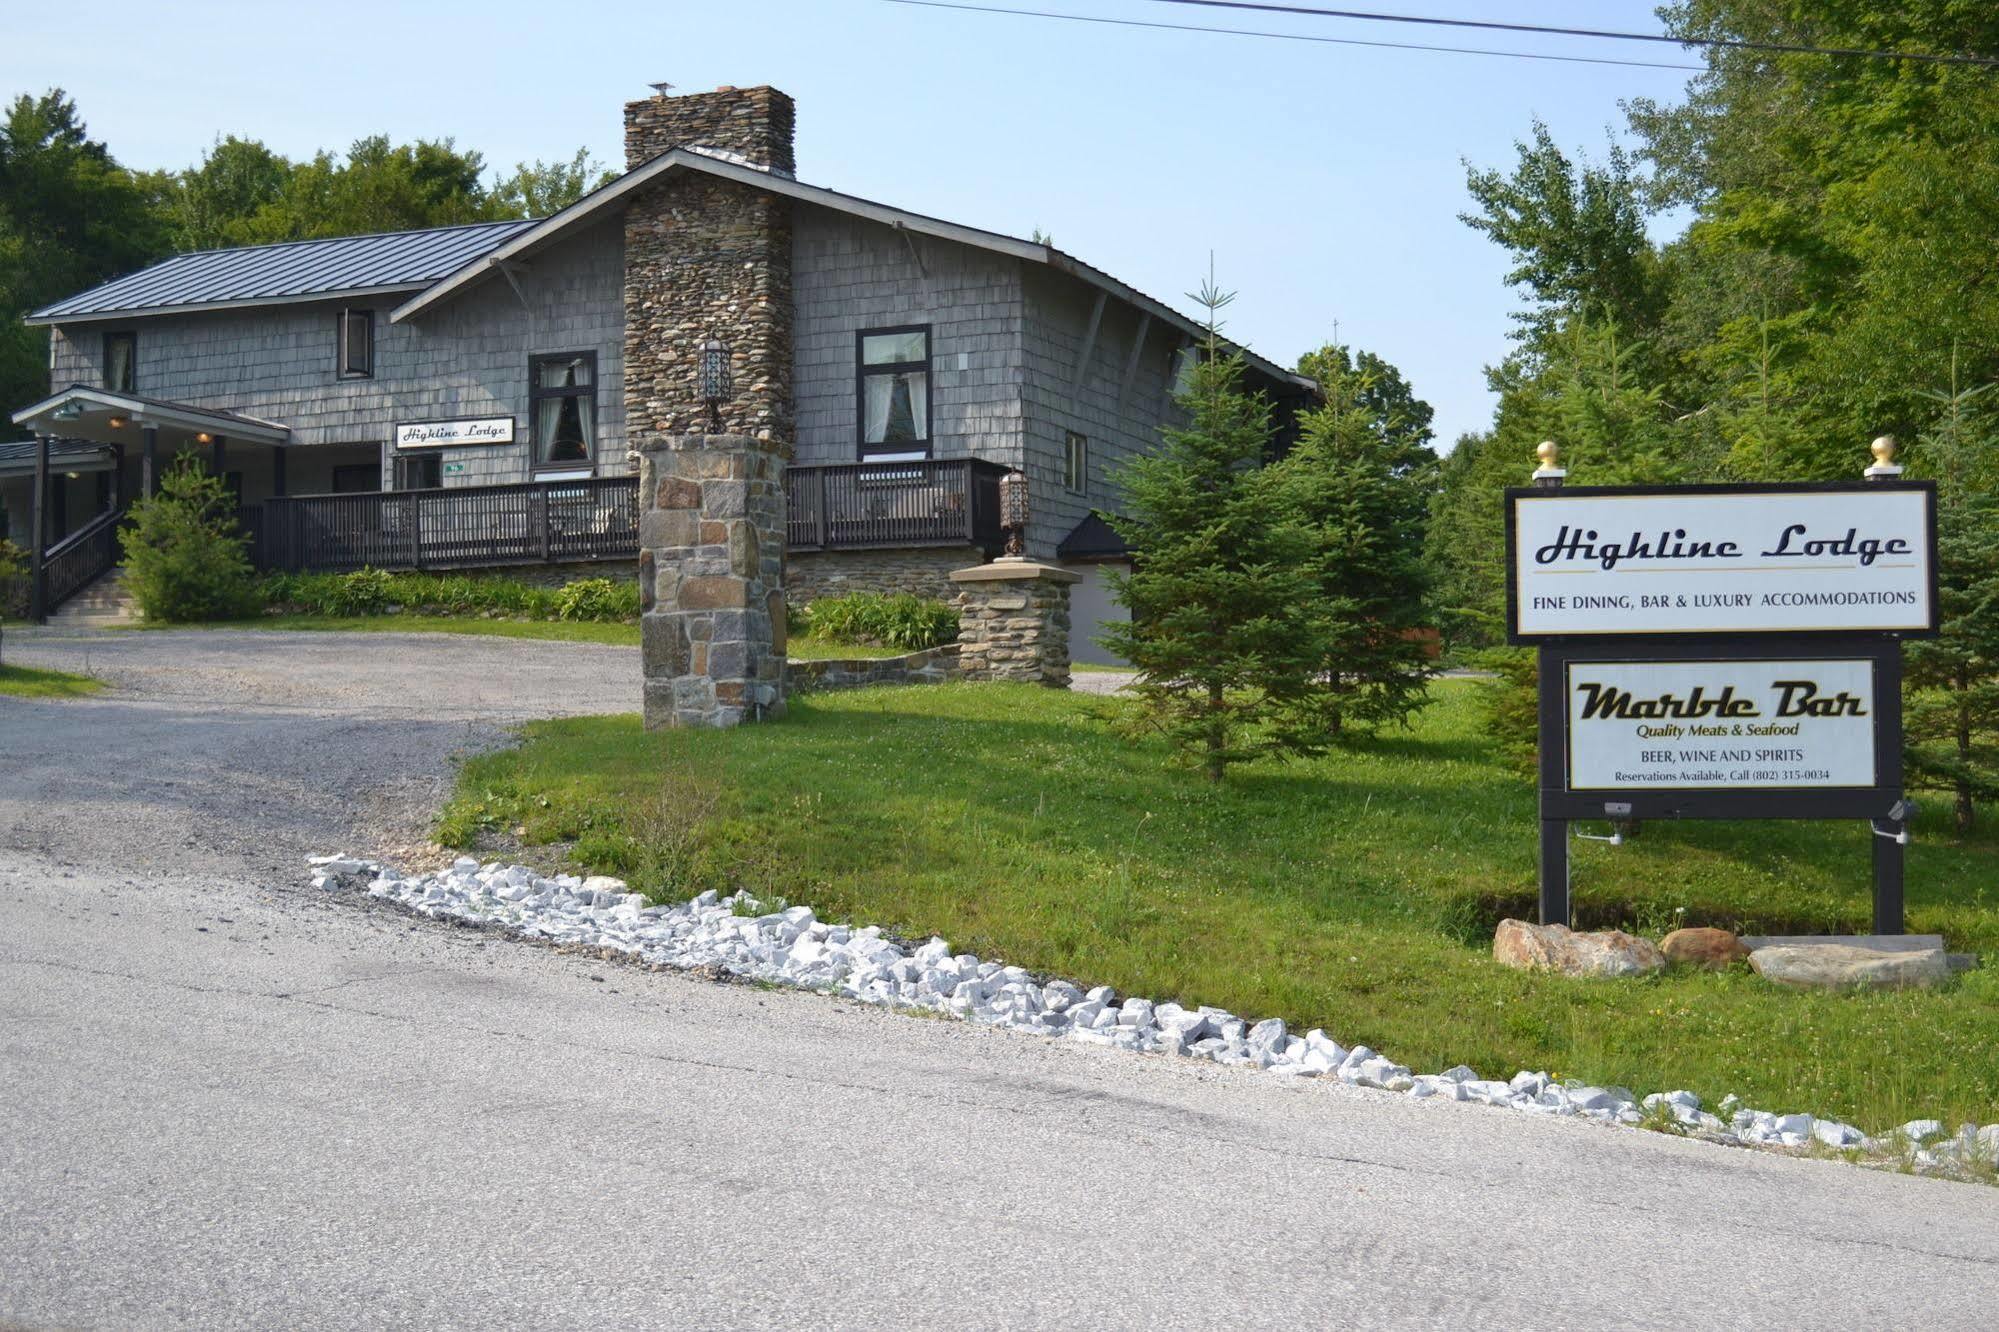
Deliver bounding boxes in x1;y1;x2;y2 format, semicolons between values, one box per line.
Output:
0;662;105;698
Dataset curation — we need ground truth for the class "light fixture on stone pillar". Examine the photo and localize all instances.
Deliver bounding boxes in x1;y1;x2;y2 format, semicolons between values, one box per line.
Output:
700;337;733;432
999;467;1030;559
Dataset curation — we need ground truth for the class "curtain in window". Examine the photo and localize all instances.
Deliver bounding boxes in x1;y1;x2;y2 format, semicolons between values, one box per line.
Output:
535;359;593;463
864;371;927;444
105;337;134;393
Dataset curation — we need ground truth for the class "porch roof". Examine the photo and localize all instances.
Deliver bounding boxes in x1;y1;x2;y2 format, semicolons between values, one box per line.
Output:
10;385;291;449
0;437;114;479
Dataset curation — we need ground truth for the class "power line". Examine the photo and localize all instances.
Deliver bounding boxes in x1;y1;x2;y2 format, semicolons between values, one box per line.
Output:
1147;1;1999;69
883;0;1705;72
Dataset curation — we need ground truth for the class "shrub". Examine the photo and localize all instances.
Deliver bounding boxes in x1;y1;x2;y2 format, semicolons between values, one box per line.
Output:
121;458;260;623
553;577;639;622
258;568;637;622
798;592;959;650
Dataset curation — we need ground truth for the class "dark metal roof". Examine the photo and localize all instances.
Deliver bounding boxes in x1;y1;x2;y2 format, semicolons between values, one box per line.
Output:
29;219;540;322
0;439;111;465
1056;511;1130;562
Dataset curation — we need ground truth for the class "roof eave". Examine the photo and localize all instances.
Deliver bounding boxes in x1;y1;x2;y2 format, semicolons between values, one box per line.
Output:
27;282;433;327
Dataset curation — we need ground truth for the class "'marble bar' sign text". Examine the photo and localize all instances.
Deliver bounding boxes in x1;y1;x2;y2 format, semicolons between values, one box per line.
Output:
1506;483;1936;640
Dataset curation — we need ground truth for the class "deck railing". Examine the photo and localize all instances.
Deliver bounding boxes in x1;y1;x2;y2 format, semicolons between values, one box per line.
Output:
38;503;127;616
251;458;1006;575
259;476;640;574
785;458;1007;556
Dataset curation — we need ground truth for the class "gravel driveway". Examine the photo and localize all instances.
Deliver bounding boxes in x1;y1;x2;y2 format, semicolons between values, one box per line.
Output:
1;627;636;881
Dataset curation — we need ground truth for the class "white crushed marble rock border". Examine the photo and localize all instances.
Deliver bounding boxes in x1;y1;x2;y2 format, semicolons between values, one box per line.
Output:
311;854;1998;1178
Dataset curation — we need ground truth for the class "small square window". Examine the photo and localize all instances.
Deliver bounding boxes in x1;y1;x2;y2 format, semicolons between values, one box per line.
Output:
103;331;136;393
1063;431;1088;494
337;309;374;378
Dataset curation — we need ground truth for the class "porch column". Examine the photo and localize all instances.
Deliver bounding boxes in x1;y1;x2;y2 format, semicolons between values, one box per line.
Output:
28;434;49;623
210;435;226;476
141;425;158;498
110;442;126;508
271;446;287;497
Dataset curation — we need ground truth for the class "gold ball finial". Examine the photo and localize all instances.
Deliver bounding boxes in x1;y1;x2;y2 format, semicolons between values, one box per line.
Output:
1871;434;1897;465
1536;440;1560;467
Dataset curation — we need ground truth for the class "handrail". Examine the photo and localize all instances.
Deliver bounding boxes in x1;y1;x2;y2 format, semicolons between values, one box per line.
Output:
43;501;125;560
39;503;128;618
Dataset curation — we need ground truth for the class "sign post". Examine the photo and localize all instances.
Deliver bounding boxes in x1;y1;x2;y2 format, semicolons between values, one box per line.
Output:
1506;440;1936;932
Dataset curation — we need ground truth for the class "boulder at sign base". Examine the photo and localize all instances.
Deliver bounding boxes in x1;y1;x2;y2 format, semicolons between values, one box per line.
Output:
1660;926;1750;970
1749;944;1951;991
1493;920;1665;978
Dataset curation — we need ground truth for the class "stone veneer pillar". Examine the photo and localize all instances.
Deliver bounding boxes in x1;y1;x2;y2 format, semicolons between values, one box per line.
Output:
637;436;787;728
949;560;1081;688
624;84;796;729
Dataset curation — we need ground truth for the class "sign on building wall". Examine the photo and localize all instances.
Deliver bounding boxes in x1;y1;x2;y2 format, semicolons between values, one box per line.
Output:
1507;483;1936;641
393;416;515;450
1563;657;1878;792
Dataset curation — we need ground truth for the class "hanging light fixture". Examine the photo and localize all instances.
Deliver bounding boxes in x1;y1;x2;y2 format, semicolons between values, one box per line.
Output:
107;416;127;430
699;337;733;431
999;468;1030;559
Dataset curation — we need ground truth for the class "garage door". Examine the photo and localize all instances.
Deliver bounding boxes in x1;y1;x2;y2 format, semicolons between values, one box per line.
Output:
1064;561;1130;667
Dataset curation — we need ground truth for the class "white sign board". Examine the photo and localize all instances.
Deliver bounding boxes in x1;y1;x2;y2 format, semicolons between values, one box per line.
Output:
394;417;515;449
1509;486;1933;638
1565;658;1877;791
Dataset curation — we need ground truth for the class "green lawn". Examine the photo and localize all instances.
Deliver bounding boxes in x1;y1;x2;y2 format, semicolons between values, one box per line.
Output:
0;662;104;698
440;681;1999;1131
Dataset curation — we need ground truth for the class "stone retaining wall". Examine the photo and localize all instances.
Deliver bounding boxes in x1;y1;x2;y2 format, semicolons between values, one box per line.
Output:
788;548;978;605
786;644;960;693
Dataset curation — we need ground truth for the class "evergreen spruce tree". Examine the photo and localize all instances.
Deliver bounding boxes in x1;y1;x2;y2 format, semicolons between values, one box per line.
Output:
1904;368;1999;832
1102;280;1323;782
1260;347;1438;736
120;456;259;623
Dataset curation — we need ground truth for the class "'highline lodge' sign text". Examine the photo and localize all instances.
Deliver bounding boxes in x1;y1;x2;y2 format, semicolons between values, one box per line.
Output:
1507;484;1935;639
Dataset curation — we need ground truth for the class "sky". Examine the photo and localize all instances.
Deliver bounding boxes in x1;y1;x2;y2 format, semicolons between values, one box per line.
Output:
0;0;1700;448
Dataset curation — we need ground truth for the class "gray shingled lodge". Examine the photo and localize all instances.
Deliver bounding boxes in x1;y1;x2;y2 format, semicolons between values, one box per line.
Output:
7;84;1315;661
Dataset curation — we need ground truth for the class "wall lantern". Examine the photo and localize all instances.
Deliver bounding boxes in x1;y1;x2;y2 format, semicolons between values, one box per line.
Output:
195;432;213;444
999;468;1030;559
107;416;127;430
699;337;733;431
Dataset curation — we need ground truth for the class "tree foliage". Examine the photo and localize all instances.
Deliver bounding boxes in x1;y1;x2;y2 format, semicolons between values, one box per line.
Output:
1437;0;1999;820
1263;345;1438;734
0;90;167;437
119;457;259;623
1103;283;1326;781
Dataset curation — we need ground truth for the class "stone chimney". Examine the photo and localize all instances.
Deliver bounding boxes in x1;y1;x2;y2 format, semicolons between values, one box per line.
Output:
623;84;796;173
624;82;796;731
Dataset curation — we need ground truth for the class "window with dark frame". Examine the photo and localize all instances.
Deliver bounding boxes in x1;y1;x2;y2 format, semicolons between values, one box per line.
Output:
331;462;381;493
103;331;136;393
530;351;597;469
336;309;374;378
1063;430;1088;494
857;326;930;461
394;453;442;490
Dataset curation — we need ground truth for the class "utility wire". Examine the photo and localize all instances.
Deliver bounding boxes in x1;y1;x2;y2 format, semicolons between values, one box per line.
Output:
1147;0;1999;69
884;0;1704;71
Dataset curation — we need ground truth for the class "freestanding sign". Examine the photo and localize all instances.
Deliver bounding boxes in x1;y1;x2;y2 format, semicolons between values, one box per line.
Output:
1505;453;1936;933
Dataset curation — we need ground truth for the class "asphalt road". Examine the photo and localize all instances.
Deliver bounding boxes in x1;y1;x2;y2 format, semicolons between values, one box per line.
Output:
4;629;1997;1329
